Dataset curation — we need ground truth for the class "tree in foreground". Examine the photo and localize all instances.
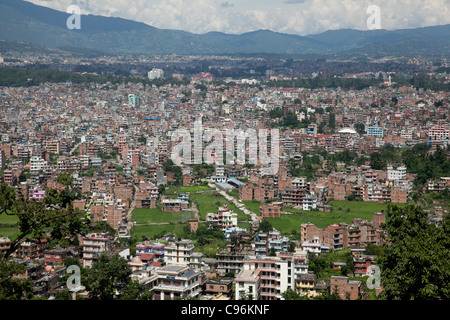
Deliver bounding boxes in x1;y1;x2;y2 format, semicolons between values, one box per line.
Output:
83;253;151;300
0;182;91;299
378;204;450;300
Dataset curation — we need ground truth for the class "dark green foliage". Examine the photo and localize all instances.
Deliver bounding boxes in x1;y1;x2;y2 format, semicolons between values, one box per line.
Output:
269;107;283;119
378;204;450;300
401;144;450;186
163;158;183;185
83;254;151;300
0;260;33;300
258;219;273;233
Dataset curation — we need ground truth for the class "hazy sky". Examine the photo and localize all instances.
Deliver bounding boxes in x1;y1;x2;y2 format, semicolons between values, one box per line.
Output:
28;0;450;35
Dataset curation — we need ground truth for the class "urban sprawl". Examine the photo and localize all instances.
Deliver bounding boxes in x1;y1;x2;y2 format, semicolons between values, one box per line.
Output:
0;53;449;301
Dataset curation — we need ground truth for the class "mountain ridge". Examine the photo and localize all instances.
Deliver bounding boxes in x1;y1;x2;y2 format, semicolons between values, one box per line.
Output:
0;0;449;56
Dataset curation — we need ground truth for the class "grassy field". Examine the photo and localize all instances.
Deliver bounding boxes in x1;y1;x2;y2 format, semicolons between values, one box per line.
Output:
193;239;228;258
131;224;187;240
0;214;20;240
132;208;194;224
243;200;261;214
269;200;405;232
181;185;215;193
131;189;251;240
189;192;248;221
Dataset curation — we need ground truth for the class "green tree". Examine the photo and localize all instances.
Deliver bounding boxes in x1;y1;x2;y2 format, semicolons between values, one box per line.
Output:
282;288;305;300
269;107;283;119
56;172;73;187
0;182;92;299
258;219;273;233
0;261;33;300
354;123;365;135
378;204;450;300
84;254;151;300
0;184;89;261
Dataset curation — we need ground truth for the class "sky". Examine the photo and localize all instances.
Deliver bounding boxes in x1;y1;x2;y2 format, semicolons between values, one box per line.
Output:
27;0;450;36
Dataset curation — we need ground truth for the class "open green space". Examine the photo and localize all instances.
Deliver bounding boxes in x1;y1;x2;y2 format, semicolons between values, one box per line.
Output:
269;200;406;232
132;208;194;224
193;239;228;258
181;185;215;193
0;214;20;240
131;224;186;240
189;192;248;221
243;200;261;214
131;189;251;240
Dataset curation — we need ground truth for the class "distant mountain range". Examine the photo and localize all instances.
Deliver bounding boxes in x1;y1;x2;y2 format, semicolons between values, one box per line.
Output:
0;0;449;57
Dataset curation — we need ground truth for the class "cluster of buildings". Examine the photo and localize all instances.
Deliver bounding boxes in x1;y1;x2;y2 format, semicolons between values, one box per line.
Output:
0;59;449;300
0;224;376;301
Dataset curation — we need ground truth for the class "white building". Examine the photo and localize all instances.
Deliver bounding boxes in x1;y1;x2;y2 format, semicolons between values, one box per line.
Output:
164;238;195;267
302;193;317;211
234;253;299;300
301;236;323;255
81;233;112;268
387;165;407;180
30;156;48;174
148;68;164;80
150;264;202;300
292;177;307;189
292;250;309;278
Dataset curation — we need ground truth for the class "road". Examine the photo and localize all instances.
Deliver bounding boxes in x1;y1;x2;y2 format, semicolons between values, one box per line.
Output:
207;182;261;223
69;140;83;155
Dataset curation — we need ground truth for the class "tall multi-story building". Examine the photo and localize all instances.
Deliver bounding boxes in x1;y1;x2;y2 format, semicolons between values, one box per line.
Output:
387;165;407;180
150;264;202;300
234;252;306;300
366;125;383;137
0;149;5;170
126;149;140;168
148;68;164;80
428;125;449;145
164;238;195;266
30;156;47;174
81;233;112;268
44;140;60;154
3;169;16;186
128;94;140;107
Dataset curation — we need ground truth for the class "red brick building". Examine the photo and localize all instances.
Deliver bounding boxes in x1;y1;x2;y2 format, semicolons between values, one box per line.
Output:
44;247;70;264
259;202;282;218
330;276;362;300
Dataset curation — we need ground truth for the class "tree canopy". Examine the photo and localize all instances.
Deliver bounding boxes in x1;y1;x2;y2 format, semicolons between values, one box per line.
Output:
378;204;450;300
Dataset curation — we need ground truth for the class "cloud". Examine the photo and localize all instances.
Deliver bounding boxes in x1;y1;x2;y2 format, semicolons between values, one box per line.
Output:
26;0;450;35
283;0;306;4
221;2;234;8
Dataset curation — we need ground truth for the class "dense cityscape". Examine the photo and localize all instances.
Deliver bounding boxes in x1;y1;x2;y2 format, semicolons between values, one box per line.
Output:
0;0;449;308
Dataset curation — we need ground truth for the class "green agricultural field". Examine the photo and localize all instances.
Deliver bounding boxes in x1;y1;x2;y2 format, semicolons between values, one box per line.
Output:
0;214;20;240
190;192;248;221
193;239;228;258
132;208;194;224
131;224;186;240
243;200;261;214
181;185;215;193
270;200;405;233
